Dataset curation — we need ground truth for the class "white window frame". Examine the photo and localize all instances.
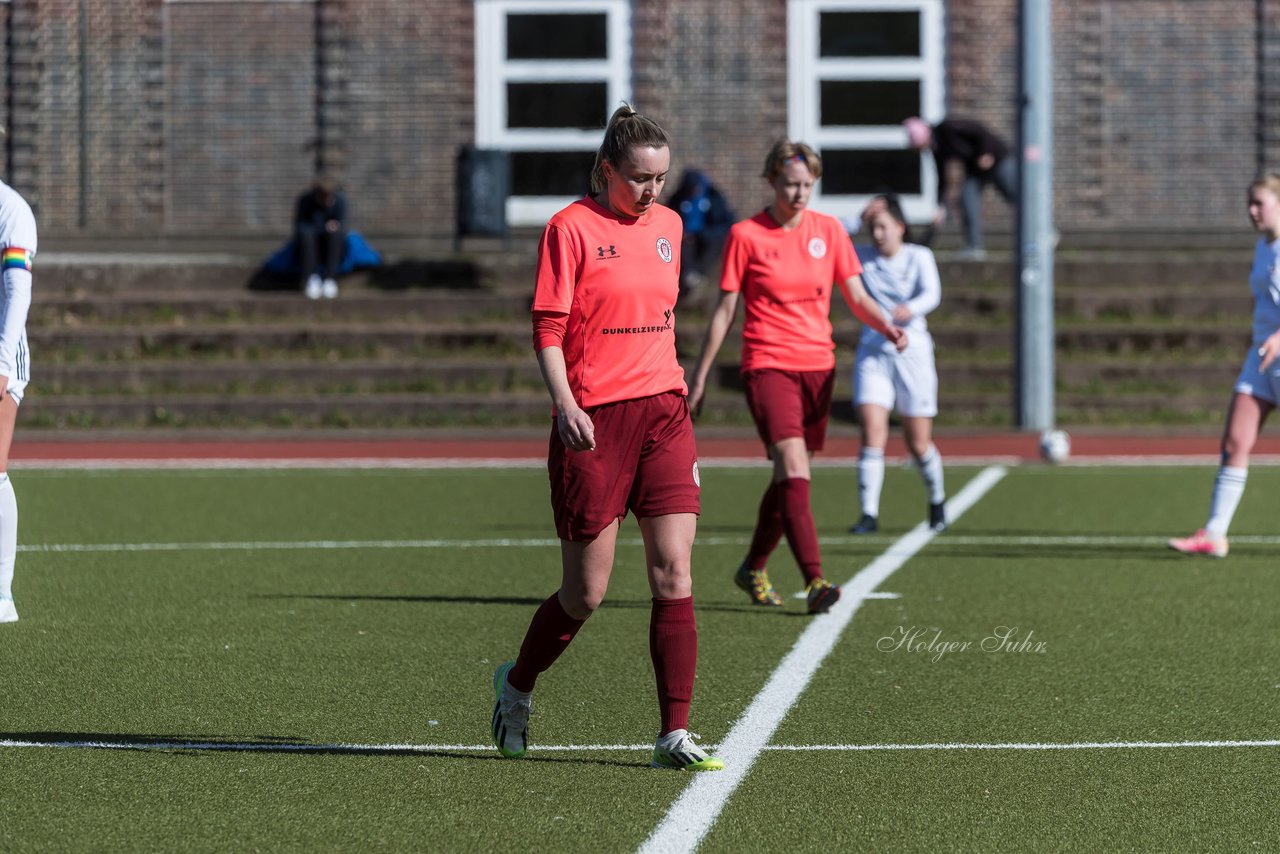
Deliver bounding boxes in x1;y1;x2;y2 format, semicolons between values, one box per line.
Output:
787;0;944;224
475;0;631;226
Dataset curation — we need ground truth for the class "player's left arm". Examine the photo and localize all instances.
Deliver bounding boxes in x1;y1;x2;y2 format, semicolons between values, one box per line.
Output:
0;203;36;400
898;248;942;322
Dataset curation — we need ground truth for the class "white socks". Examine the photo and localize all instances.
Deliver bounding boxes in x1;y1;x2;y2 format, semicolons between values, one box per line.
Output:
1205;466;1247;538
917;445;946;504
0;473;16;600
858;447;885;518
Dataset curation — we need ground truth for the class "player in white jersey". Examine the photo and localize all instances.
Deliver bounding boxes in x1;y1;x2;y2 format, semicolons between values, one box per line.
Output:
0;179;34;623
1169;174;1280;558
849;194;947;534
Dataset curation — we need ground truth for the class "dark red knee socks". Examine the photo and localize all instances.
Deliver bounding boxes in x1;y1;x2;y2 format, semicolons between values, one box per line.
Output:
650;596;697;735
746;480;784;570
778;477;822;584
508;593;586;693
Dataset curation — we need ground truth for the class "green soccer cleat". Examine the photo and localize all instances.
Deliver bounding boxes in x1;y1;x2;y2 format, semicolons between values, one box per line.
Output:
651;729;724;771
733;560;783;607
491;661;531;758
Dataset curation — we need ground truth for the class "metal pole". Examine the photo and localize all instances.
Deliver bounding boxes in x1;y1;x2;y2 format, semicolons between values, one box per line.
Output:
1016;0;1055;430
79;0;89;229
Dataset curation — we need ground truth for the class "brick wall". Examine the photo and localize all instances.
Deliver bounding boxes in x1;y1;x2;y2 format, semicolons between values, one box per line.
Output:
165;2;315;233
0;0;1273;238
634;0;789;220
342;0;474;236
951;0;1259;231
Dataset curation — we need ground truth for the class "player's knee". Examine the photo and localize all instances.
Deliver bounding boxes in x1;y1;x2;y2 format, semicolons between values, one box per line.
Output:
649;562;692;599
560;587;605;619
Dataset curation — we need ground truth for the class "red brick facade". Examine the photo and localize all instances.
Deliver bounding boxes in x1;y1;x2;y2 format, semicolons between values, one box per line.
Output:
0;0;1274;237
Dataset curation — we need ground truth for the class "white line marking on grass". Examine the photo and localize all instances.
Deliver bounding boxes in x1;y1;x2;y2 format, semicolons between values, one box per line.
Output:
16;538;565;554
767;740;1280;751
637;465;1008;854
4;736;1279;756
0;738;653;754
30;532;1280;555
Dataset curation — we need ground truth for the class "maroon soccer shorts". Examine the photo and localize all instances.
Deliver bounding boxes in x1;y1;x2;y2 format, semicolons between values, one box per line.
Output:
548;391;701;541
742;368;835;452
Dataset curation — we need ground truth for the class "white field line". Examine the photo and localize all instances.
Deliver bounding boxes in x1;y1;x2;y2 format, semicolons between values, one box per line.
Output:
637;465;1009;854
3;737;1279;755
25;533;1280;555
12;455;1280;471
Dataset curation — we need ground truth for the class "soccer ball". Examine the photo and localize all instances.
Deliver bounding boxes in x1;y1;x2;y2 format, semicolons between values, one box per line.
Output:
1039;429;1071;464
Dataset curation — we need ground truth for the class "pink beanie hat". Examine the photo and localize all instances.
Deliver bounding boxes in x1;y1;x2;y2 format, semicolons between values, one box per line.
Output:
903;117;931;148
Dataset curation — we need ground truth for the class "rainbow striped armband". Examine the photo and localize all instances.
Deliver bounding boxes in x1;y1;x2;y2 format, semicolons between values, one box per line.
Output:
2;247;32;271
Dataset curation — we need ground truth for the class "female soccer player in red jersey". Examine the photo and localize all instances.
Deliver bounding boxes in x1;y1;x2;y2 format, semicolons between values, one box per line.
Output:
1169;174;1280;558
490;105;722;771
686;141;906;614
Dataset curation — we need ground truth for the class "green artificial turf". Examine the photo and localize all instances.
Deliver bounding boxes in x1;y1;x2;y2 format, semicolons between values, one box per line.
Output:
0;464;1276;851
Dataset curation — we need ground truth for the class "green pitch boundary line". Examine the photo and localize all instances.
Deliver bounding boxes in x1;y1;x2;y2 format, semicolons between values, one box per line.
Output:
2;738;1278;755
17;534;1280;554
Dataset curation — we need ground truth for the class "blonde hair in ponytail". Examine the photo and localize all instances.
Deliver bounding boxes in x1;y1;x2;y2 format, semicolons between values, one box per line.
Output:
589;104;671;195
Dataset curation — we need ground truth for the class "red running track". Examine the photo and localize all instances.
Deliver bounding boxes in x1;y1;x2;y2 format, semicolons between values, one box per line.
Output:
11;432;1280;463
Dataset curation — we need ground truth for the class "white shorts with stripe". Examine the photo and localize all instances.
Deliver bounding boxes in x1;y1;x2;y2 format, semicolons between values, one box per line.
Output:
6;331;29;405
1235;344;1280;405
853;335;938;418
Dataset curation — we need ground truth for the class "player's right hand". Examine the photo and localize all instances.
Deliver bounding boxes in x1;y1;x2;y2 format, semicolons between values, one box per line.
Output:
886;326;909;352
556;406;596;452
1260;335;1280;371
687;381;706;420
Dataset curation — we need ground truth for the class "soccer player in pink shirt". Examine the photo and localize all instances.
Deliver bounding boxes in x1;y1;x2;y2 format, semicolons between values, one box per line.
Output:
687;141;906;613
490;105;722;771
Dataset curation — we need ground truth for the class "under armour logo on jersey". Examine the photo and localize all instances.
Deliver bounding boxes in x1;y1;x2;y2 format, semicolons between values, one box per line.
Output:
596;245;617;259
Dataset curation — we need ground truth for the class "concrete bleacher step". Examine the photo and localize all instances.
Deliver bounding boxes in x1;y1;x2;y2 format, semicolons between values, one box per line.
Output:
38;251;509;296
34;290;532;325
23;245;1261;430
40;358;545;395
31;314;1253;361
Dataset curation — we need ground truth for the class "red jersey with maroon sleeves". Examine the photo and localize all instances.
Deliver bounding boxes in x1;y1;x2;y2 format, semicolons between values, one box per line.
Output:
719;208;863;372
533;196;687;408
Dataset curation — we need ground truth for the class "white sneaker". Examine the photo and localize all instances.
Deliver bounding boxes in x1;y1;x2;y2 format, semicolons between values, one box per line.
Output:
491;661;531;758
321;278;339;299
651;729;724;771
304;274;323;300
0;597;18;623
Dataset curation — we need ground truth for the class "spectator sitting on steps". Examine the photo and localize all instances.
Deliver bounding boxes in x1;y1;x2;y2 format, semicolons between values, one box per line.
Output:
295;177;347;299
